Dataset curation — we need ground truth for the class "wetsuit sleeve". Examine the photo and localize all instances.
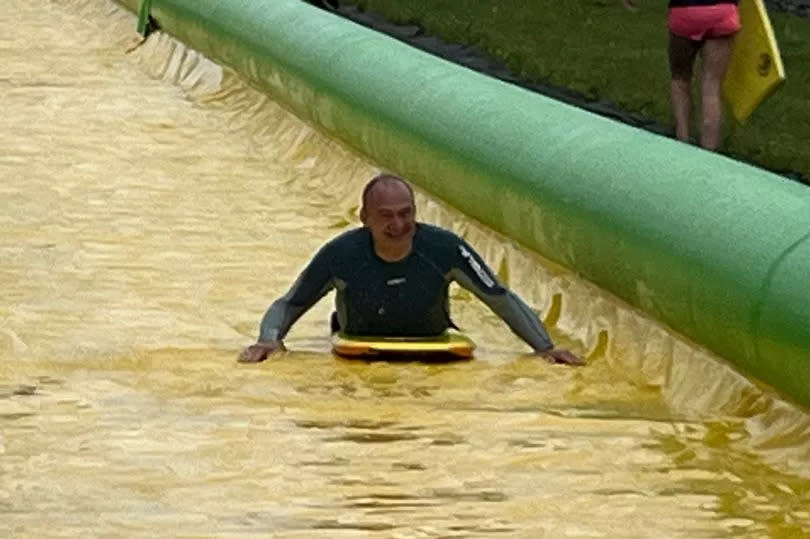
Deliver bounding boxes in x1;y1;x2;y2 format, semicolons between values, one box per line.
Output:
258;244;335;342
448;240;554;351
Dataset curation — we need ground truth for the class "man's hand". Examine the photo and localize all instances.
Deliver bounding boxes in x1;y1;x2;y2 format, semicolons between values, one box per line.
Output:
622;0;639;13
239;341;285;363
536;347;586;366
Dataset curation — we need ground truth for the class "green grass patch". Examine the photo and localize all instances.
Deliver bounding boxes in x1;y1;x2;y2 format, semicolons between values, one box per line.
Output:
352;0;810;182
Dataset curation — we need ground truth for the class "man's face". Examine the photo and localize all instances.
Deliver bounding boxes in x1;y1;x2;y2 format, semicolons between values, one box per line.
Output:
361;182;416;251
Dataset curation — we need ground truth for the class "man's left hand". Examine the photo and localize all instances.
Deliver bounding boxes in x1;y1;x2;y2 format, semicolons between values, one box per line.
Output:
537;348;586;366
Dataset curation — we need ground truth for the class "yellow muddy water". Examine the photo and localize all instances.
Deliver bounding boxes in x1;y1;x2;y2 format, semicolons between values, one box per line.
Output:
1;1;809;537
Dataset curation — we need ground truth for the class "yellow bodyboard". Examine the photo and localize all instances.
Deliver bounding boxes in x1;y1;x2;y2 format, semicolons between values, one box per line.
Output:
331;332;476;359
723;0;786;123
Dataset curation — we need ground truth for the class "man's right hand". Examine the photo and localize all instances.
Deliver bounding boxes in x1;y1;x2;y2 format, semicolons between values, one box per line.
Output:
238;341;285;363
536;347;586;366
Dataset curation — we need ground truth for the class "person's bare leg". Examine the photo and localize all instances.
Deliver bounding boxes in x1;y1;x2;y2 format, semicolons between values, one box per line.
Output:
699;35;735;150
669;33;701;143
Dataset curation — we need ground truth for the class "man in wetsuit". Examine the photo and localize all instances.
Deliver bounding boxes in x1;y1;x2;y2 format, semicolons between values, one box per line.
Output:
239;174;583;365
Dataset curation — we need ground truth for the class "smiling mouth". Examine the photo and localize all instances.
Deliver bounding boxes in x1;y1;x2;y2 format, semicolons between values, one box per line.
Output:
384;227;412;239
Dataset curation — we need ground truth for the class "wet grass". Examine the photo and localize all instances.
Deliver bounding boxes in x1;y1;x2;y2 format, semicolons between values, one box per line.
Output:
351;0;810;183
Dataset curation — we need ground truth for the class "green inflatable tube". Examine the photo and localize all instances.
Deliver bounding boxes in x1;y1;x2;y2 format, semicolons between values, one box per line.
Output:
113;0;810;408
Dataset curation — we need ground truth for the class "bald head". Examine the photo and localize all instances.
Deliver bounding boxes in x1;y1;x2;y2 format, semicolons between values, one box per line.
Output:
360;174;417;259
361;174;414;212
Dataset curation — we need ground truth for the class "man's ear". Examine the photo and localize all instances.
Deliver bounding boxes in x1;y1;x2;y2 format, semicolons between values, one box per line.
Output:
359;206;368;225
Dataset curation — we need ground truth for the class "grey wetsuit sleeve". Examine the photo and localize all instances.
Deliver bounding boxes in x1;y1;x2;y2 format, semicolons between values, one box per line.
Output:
449;242;554;351
258;245;335;342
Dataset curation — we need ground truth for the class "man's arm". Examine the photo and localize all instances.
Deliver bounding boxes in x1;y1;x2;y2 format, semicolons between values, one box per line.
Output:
240;244;335;362
449;241;584;365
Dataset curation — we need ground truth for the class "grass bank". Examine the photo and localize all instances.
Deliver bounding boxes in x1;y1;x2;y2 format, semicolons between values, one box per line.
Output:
351;0;810;183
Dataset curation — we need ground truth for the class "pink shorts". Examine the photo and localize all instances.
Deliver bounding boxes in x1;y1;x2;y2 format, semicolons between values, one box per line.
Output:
668;4;741;41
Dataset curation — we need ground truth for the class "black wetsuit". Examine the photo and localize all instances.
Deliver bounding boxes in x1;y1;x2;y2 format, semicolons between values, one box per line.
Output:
259;224;554;351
